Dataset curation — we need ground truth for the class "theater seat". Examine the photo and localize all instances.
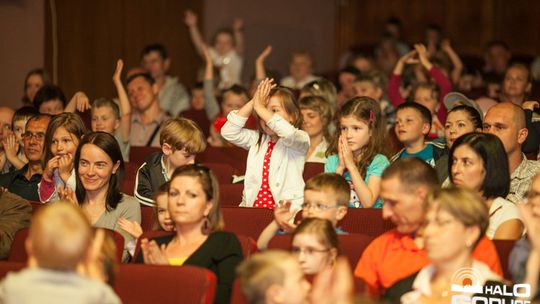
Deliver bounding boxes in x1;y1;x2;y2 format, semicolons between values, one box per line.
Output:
303;162;324;181
493;240;516;281
114;264;216;304
219;184;244;206
8;228;124;263
129;146;161;165
204;162;235;184
180;108;211;138
221;207;274;240
338;208;395;237
140;207;155;232
0;261;26;280
198;147;248;174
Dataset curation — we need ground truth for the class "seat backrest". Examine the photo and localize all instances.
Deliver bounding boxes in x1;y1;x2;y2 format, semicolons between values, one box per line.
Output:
9;228;124;263
180;108;211;138
204;162;235;184
140;207;156;232
0;261;26;280
303;162;324;181
221;207;274;239
493;240;516;281
129;146;161;165
198;147;248;174
338;208;395;237
114;264;216;304
219;184;244;206
234;234;258;259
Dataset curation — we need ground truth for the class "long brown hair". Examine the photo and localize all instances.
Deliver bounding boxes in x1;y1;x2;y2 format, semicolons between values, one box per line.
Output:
327;96;386;178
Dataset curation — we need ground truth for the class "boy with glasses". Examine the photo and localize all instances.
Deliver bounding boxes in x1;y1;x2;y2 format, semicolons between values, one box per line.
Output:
257;173;350;250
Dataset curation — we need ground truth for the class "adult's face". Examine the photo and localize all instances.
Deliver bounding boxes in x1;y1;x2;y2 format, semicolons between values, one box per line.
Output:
22;118;49;162
444;110;480;148
290;55;312;81
483;105;525;155
127;76;157;112
142;51;168;80
502;66;530;100
451;144;486;194
381;176;426;234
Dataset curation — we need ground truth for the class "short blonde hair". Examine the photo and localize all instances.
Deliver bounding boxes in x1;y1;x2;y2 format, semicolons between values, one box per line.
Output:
237;250;296;304
305;173;350;207
159;117;206;154
299;95;333;141
424;187;489;247
29;201;92;270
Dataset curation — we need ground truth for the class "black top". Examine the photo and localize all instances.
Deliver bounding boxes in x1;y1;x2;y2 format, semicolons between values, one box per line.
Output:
135;231;243;304
0;165;41;202
134;152;166;207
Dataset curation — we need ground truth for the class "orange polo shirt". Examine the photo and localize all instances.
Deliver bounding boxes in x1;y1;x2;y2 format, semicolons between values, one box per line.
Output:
354;229;502;296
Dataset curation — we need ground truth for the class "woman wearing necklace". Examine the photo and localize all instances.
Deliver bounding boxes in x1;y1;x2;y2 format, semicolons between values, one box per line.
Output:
60;131;141;262
400;187;503;304
135;165;243;304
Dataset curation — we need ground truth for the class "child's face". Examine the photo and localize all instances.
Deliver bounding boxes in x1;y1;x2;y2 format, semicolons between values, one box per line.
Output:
338;72;356;96
302;189;345;226
26;74;44;102
78;143;119;193
214;32;234;55
13;119;28;144
395;109;429;145
271;259;310;304
414;88;438;114
340;115;371;155
292;233;335;275
300;109;323;138
156;193;174;231
353;81;382;101
51;126;79;157
261;96;294;137
166;147;195;170
222;92;247;117
39;99;64;115
91;106;120;134
190;89;204;110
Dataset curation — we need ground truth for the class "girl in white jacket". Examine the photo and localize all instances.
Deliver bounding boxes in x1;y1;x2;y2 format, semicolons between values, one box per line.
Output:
221;79;309;209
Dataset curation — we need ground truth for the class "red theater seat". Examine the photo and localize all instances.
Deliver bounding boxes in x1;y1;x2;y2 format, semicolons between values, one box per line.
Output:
129;146;161;165
303;162;324;181
140;207;155;232
180;108;211;138
114;264;216;304
204;162;235;184
493;240;516;281
338;208;395;237
0;261;25;280
198;147;248;174
221;207;274;240
219;184;244;206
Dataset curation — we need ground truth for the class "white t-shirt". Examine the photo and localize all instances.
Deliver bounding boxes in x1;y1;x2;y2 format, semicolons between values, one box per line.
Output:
486;197;522;239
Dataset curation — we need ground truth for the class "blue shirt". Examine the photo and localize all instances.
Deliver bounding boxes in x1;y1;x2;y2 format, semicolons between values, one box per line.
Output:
324;154;390;208
400;144;435;167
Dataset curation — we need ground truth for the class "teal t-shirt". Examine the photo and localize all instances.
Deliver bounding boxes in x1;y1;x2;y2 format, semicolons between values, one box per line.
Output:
399;144;435;167
324;153;390;208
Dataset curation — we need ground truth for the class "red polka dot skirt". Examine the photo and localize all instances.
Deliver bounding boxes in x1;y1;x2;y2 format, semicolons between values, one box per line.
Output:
253;141;276;209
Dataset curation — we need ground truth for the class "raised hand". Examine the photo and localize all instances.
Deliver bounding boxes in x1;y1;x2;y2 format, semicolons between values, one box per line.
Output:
233;18;244;32
522;100;539;111
69;91;91;112
118;218;143;238
184;10;198;27
414;43;433;70
58;153;74;184
58;186;78;206
393;50;418;75
43;155;61;182
253;78;275;109
256;45;272;65
274;200;297;233
112;59;124;84
141;239;169;265
2;133;19;160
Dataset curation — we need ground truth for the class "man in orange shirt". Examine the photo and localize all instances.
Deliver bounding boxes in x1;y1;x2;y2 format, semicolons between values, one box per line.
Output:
354;157;502;297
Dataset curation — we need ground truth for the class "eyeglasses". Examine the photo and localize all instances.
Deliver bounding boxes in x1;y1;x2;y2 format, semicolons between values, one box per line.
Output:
291;246;330;256
300;203;340;212
22;132;45;141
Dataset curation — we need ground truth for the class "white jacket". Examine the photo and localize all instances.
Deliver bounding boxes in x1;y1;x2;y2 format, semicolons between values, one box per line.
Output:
221;111;310;208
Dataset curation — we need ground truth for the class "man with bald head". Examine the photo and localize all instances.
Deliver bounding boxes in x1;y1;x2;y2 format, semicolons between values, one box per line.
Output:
483;102;540;203
0;107;15;173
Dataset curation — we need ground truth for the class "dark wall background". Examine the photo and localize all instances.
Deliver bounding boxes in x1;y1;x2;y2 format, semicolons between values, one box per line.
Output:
1;0;539;109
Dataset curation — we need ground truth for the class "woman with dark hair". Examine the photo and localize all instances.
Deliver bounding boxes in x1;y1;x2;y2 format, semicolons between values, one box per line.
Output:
449;132;523;240
436;104;483;184
22;68;51;105
61;131;141;261
135;164;243;304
